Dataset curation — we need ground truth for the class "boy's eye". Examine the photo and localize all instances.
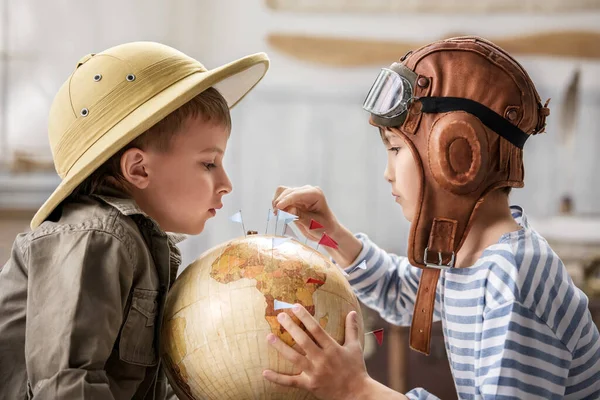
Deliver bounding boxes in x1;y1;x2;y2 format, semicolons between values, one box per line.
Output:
388;147;401;155
202;162;217;170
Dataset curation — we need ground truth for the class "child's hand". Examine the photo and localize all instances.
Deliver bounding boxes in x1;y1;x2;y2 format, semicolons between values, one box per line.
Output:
272;185;340;241
262;305;372;400
273;185;362;267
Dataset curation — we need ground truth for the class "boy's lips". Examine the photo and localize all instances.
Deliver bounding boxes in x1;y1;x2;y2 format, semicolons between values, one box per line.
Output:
208;204;223;216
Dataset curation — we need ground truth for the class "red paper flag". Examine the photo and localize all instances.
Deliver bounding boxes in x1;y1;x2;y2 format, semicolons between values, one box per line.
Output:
318;233;338;249
309;219;324;230
306;277;326;285
368;328;384;346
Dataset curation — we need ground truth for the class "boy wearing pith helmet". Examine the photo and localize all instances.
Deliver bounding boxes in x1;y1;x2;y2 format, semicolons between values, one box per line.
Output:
267;37;600;399
0;42;268;399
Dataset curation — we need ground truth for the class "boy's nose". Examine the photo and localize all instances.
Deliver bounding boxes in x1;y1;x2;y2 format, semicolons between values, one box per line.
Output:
383;165;394;183
218;170;233;195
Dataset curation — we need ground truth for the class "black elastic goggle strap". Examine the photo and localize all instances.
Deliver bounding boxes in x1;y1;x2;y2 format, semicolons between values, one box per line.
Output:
420;97;529;149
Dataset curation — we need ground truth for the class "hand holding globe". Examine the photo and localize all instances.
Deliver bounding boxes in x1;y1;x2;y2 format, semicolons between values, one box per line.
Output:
161;231;365;400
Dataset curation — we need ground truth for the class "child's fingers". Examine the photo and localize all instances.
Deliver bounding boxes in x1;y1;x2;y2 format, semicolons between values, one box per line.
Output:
262;369;306;389
292;304;335;350
278;206;299;219
272;186;292;210
266;334;312;371
344;311;360;346
277;311;321;358
275;186;322;213
273;186;332;241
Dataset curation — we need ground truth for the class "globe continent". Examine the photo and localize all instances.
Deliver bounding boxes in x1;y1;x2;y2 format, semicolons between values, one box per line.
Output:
161;234;364;400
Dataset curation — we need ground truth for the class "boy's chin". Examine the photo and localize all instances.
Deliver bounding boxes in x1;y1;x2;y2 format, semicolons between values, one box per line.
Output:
187;224;206;236
172;221;206;236
401;208;414;223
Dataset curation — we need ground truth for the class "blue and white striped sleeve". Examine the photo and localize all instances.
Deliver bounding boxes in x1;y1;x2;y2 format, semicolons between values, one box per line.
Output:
405;388;441;400
475;300;573;399
343;233;442;327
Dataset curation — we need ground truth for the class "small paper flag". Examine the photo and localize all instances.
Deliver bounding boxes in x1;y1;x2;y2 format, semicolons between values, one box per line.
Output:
309;219;324;230
306;277;326;285
283;224;300;240
229;211;243;224
274;299;295;310
355;260;367;270
265;209;274;234
367;328;384;346
277;210;299;223
318;233;338;249
272;237;291;248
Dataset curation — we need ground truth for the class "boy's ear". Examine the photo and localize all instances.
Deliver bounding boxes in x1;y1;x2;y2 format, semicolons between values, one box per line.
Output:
120;148;149;189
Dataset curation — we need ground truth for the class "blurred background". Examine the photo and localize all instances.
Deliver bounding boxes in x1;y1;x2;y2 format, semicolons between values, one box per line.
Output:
1;1;599;397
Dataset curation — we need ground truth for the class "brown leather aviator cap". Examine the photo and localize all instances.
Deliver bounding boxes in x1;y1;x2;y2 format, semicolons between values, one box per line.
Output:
365;36;550;354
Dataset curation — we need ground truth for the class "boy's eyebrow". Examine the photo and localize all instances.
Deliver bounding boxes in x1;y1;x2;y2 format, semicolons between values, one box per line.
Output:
200;147;224;154
383;130;396;142
379;127;395;144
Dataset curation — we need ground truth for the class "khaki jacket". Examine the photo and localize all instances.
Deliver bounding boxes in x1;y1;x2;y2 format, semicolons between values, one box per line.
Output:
0;191;184;399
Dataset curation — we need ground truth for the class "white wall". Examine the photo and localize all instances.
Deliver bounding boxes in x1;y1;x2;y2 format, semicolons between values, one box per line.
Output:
173;0;600;266
0;0;599;267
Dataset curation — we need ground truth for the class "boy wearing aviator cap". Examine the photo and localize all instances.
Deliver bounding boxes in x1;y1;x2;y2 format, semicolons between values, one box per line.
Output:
0;42;268;399
266;37;600;399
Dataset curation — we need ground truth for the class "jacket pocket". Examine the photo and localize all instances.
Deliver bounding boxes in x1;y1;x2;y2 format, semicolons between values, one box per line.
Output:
119;288;159;366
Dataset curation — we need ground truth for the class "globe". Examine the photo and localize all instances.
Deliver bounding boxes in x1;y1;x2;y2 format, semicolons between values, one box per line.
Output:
161;233;365;400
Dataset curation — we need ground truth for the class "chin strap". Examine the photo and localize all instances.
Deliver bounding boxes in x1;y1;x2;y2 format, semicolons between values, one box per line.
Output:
410;268;440;354
410;218;457;354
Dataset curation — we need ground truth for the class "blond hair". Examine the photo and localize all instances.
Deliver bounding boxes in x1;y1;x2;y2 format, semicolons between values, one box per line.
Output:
71;87;230;197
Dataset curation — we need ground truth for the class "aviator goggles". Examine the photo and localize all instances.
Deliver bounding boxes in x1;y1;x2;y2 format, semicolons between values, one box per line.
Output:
362;62;530;149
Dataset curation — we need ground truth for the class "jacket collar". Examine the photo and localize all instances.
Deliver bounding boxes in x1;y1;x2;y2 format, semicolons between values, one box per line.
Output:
92;187;187;245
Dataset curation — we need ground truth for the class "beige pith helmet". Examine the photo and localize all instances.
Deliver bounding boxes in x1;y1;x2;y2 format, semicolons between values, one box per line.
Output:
31;41;269;229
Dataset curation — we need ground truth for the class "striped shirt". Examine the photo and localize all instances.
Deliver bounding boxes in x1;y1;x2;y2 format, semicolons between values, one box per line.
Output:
344;206;600;399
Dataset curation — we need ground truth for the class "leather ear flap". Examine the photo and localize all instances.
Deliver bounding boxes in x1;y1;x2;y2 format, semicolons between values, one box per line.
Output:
428;112;489;195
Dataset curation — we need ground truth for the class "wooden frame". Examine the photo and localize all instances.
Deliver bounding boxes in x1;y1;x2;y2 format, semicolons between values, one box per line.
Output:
266;31;600;67
266;0;600;13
